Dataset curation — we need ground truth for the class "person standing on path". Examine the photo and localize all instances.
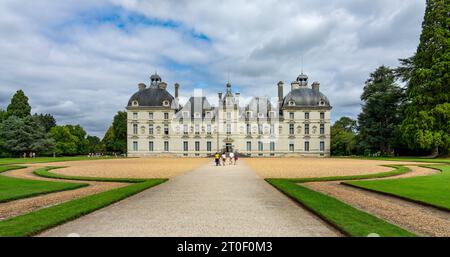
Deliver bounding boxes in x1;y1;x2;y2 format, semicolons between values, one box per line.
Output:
221;152;226;166
233;152;238;165
228;152;234;165
214;152;221;166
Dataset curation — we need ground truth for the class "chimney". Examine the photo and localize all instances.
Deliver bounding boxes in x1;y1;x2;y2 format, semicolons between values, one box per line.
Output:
174;83;180;98
138;83;146;91
159;82;167;90
312;81;320;92
277;81;284;103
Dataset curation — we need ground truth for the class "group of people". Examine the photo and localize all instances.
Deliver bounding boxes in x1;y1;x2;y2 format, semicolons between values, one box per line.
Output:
214;151;238;166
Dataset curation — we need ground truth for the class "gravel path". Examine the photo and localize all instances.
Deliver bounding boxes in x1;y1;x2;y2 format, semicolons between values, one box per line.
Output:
304;166;450;237
39;161;340;237
0;165;126;220
245;158;433;178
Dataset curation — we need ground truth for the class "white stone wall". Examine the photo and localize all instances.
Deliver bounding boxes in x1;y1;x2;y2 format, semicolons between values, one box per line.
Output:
127;107;331;157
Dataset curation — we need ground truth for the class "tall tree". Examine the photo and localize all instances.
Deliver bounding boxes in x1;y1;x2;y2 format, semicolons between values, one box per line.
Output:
0;116;54;156
86;135;101;153
49;126;79;156
66;125;89;154
102;111;127;153
331;117;357;156
399;0;450;155
6;90;31;118
0;109;6;124
33;113;56;133
358;66;405;156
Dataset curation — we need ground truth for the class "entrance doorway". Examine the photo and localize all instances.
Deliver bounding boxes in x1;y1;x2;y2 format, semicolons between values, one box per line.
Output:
225;143;233;153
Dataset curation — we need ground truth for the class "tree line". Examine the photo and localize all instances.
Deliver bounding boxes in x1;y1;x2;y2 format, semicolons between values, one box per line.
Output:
331;0;449;157
0;90;127;157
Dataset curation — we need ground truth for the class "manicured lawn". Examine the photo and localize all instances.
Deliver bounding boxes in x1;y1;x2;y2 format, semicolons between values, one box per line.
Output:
266;165;416;237
0;166;88;203
0;178;167;236
0;156;118;165
344;164;450;211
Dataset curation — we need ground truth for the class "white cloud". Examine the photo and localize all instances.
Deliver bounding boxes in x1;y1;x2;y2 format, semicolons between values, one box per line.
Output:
0;0;426;136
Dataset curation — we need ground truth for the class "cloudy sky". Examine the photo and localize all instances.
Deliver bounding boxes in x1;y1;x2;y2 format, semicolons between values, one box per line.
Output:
0;0;425;137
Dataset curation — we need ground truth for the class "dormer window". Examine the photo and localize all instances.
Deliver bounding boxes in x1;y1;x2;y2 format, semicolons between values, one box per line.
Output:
319;99;325;106
194;112;201;118
258;113;264;118
162;100;170;107
132;100;139;106
288;100;295;106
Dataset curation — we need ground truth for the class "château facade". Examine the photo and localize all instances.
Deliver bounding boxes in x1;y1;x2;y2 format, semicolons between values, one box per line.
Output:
126;72;331;157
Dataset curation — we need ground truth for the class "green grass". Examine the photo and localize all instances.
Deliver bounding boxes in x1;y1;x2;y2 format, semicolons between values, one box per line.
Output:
0;156;118;165
344;164;450;211
0;166;88;203
0;178;167;237
266;165;416;237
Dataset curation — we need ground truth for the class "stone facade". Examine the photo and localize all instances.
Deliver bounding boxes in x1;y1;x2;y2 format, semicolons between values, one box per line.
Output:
126;72;331;157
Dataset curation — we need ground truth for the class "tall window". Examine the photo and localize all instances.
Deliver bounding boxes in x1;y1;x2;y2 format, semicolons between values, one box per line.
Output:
289;124;294;135
133;141;138;151
305;112;309;120
258;141;263;151
195;124;200;135
195;141;200;152
270;124;275;135
207;141;212;152
270;142;275;152
183;141;188;151
207;124;211;135
289;143;294;152
149;125;154;135
305;141;310;151
269;111;275;119
149;112;153;120
164;141;169;152
258;124;263;134
305;124;310;135
320;112;325;120
246;124;251;135
246;141;252;151
320;124;325;135
164;125;169;135
227;112;232;120
227;124;231;135
289;112;294;120
133;124;138;134
183;124;188;135
320;141;325;151
149;141;154;151
133;112;138;120
164;112;169;120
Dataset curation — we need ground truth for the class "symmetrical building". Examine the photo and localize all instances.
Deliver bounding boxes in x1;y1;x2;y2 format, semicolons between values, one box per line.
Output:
126;72;331;157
